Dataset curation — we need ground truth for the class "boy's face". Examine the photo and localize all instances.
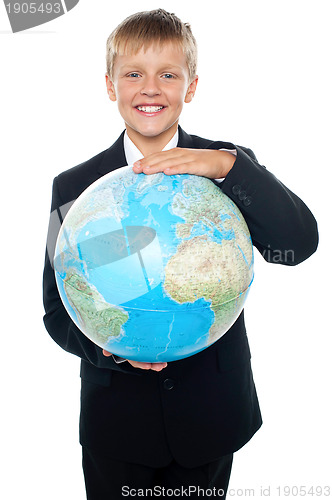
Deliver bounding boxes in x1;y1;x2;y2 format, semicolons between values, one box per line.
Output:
106;42;197;152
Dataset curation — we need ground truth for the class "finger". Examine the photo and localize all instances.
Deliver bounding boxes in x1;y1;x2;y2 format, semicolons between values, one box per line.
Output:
142;148;183;164
102;349;112;357
133;149;185;172
129;361;152;370
128;360;167;371
132;161;144;173
150;362;167;372
139;155;194;175
163;161;202;176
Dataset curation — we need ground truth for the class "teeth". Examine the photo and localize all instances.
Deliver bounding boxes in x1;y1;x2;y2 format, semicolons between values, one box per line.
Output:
137;106;164;112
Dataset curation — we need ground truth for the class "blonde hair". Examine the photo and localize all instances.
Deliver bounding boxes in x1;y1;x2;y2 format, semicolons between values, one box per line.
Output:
106;9;197;82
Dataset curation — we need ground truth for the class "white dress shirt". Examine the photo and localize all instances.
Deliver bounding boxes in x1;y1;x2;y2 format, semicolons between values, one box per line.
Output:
124;129;179;165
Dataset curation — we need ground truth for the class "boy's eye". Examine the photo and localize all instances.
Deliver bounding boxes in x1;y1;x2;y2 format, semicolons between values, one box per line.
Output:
162;74;175;79
128;73;140;78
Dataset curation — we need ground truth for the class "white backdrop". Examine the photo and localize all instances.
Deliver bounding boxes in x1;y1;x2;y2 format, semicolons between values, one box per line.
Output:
0;0;331;498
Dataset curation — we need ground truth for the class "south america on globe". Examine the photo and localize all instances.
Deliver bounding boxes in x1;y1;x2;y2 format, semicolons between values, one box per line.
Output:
54;166;254;362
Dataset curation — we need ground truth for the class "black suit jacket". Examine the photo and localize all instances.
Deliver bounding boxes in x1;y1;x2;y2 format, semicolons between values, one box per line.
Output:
43;127;318;467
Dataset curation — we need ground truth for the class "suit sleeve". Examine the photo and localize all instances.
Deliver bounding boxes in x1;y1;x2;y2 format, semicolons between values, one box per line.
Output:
42;177;139;373
220;146;318;265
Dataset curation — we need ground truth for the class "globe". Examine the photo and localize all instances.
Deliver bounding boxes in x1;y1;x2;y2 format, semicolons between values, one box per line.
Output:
54;166;254;362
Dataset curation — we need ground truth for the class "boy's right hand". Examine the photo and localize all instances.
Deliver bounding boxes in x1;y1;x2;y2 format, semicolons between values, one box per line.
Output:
102;349;167;371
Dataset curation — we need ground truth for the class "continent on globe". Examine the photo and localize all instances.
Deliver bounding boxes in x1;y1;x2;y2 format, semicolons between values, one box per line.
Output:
63;272;128;345
164;236;250;343
54;166;254;362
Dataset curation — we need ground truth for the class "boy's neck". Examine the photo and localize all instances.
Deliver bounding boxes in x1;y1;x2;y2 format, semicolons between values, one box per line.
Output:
125;122;179;157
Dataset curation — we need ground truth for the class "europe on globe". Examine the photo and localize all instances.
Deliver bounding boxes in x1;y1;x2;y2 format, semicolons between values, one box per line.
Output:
54;166;254;362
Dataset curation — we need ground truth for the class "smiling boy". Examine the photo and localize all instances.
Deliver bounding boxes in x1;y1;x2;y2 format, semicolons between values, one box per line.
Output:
106;42;194;152
43;9;318;500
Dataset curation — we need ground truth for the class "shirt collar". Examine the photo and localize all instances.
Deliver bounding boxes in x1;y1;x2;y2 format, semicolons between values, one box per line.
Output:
124;129;179;165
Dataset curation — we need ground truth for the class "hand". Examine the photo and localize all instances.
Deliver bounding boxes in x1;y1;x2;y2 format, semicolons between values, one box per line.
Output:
102;349;167;372
132;148;235;179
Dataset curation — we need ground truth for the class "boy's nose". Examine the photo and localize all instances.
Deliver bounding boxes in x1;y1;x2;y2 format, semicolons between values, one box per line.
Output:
140;77;161;97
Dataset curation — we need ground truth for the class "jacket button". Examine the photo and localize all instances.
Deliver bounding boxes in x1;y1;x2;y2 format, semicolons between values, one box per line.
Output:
232;184;241;195
163;378;175;390
243;196;252;206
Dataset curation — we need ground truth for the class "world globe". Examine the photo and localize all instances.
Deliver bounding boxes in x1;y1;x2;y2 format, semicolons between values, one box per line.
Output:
54;166;254;362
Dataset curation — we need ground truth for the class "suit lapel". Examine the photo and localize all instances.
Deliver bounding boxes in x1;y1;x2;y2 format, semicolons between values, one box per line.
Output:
178;125;236;151
178;126;196;148
97;131;127;175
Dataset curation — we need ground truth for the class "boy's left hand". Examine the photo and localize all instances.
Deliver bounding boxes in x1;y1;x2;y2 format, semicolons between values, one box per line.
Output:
133;148;235;179
102;349;167;371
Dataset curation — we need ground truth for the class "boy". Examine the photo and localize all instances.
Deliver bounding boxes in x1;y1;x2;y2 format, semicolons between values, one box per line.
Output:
43;9;318;499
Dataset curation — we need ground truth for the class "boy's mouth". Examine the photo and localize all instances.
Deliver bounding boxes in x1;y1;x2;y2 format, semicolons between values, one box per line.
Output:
135;105;165;113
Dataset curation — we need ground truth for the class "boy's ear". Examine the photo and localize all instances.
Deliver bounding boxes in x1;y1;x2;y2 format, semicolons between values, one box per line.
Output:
105;73;117;102
184;75;198;103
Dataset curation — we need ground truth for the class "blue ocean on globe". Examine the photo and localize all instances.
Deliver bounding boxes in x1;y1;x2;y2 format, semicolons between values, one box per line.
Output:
54;166;254;362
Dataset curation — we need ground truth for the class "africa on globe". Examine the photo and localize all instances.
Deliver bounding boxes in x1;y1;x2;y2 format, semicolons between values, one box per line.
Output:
54;166;254;362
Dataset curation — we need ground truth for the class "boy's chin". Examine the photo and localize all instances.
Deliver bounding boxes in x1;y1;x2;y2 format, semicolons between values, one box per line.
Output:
128;123;178;140
127;128;170;141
